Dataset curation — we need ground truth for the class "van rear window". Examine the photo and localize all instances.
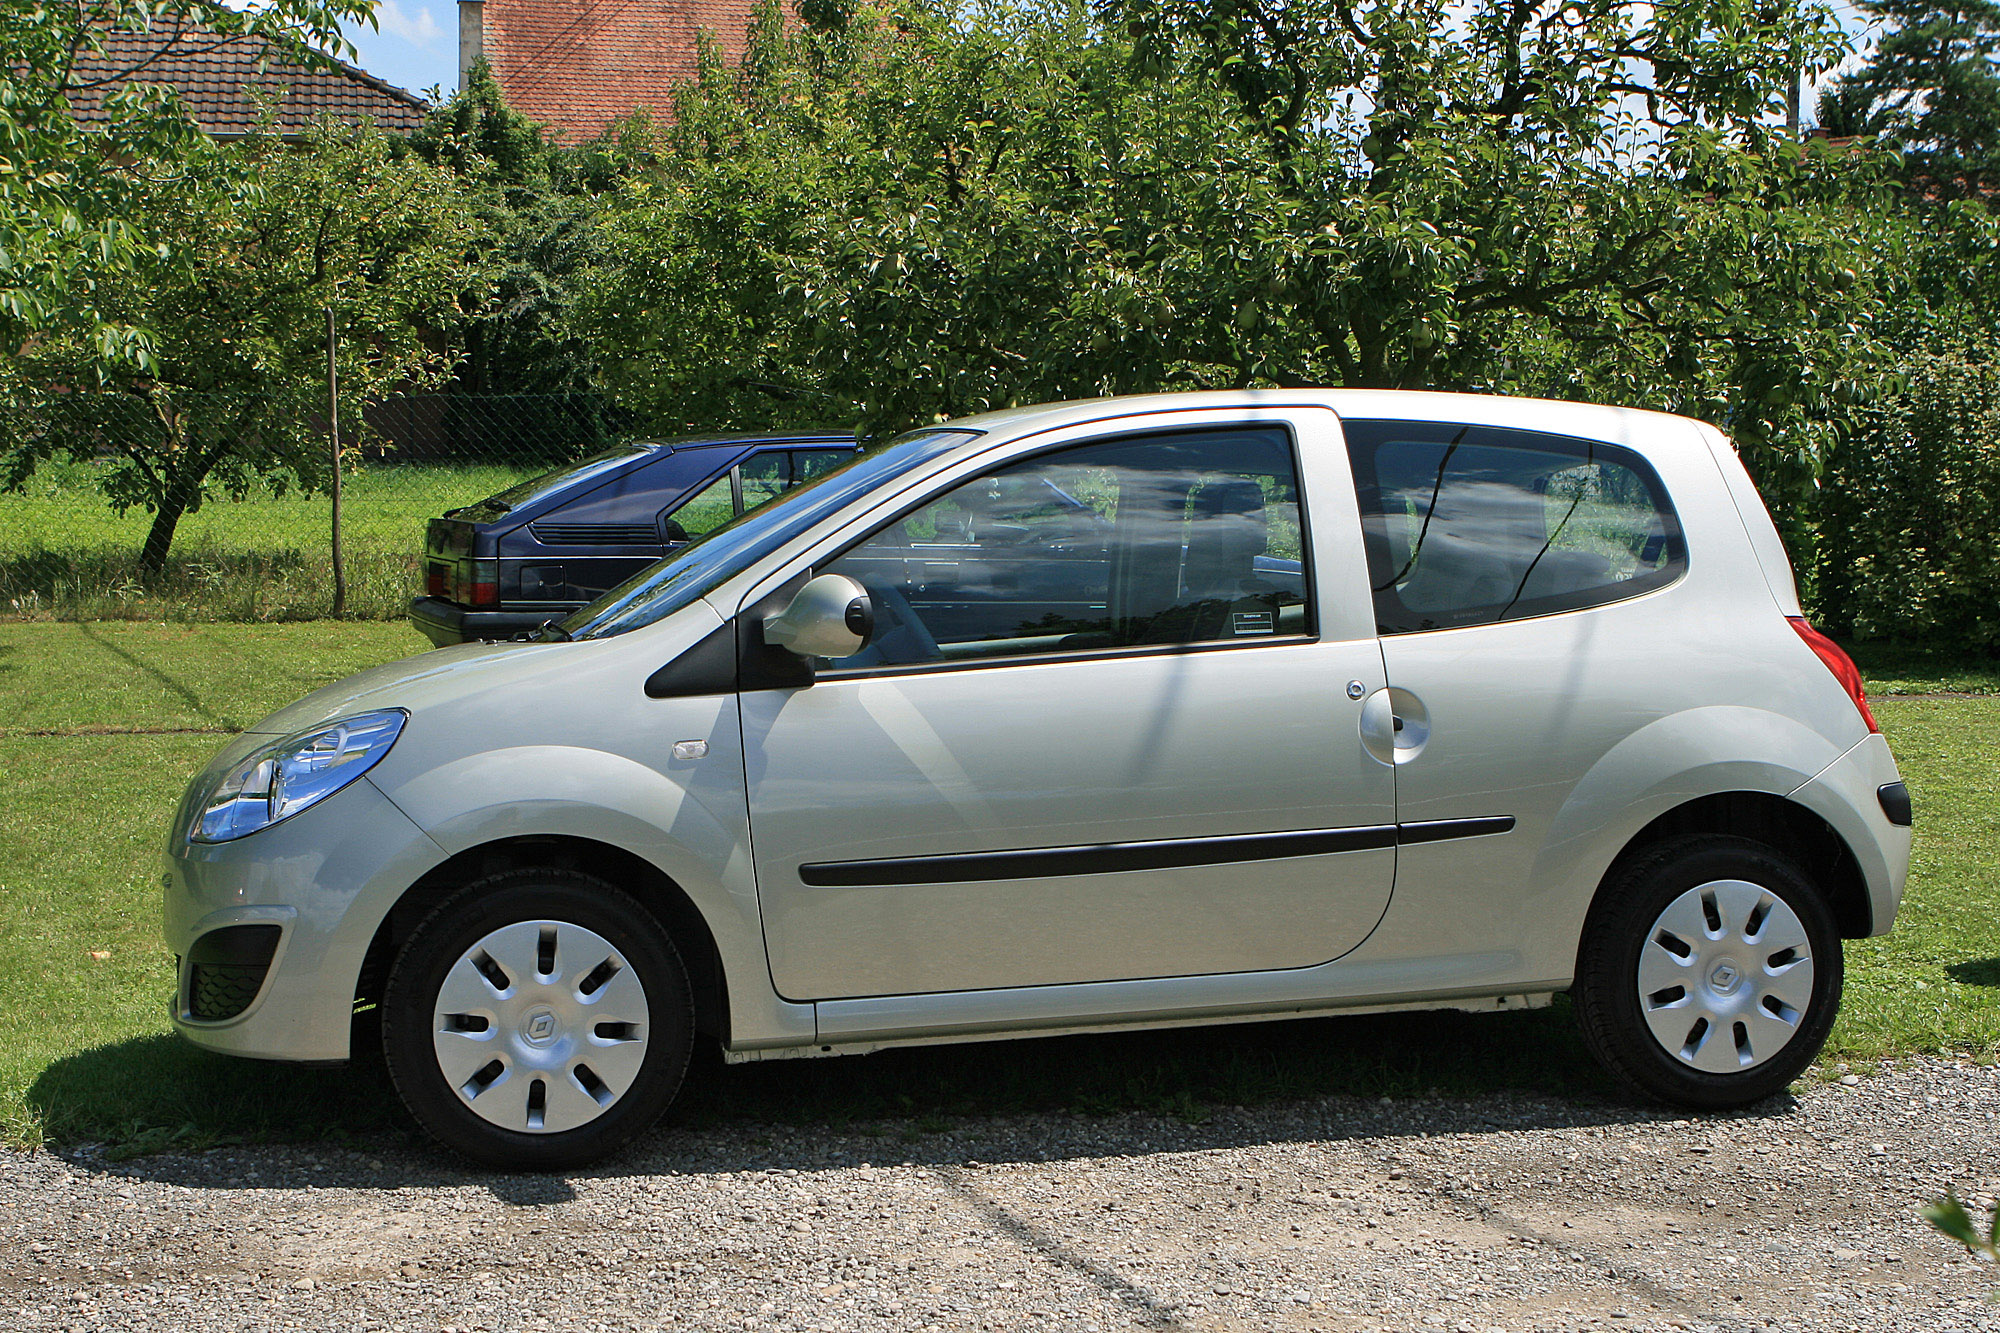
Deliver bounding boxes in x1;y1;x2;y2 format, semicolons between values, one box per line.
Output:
448;443;659;521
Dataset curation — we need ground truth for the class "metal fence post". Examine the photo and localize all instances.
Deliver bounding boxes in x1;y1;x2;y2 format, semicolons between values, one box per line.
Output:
328;306;347;616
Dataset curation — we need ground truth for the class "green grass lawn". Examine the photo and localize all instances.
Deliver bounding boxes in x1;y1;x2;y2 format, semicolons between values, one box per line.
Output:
0;621;1994;1154
0;462;537;622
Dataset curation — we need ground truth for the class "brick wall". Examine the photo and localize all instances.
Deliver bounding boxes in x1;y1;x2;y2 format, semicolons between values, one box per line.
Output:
482;0;761;144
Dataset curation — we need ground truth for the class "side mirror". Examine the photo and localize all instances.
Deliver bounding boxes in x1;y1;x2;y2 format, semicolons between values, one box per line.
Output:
762;573;874;660
662;518;690;544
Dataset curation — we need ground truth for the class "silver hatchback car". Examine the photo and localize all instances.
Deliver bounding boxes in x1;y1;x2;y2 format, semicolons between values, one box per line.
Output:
163;391;1911;1167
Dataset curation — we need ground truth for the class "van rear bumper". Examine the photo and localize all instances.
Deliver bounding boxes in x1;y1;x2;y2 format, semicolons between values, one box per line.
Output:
408;597;569;647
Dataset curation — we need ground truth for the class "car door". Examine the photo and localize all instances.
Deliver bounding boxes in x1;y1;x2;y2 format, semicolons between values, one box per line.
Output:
1340;416;1698;963
737;409;1396;1001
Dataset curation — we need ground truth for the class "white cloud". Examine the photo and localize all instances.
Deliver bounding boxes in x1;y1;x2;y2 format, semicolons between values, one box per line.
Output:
375;1;444;49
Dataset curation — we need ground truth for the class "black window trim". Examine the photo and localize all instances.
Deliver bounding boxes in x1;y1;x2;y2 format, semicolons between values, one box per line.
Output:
1343;418;1689;637
799;422;1325;682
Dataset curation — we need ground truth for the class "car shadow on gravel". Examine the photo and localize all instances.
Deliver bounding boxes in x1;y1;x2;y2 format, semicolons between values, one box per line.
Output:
40;1004;1802;1199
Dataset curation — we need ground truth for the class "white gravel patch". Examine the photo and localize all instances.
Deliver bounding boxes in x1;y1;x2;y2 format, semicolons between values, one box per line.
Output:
2;1057;1996;1331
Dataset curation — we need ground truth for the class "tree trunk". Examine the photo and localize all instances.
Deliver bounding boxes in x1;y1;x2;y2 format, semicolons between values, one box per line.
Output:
137;480;195;575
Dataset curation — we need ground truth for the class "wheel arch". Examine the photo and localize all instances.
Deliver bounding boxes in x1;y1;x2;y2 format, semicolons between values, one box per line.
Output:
1587;792;1872;942
354;835;731;1044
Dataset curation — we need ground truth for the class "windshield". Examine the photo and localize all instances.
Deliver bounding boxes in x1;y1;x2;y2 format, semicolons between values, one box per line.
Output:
448;443;659;520
561;429;980;640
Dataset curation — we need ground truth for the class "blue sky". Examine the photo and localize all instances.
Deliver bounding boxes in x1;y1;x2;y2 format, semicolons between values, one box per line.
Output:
338;2;458;101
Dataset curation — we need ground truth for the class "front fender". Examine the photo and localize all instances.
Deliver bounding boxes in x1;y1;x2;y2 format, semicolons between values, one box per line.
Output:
369;733;811;1051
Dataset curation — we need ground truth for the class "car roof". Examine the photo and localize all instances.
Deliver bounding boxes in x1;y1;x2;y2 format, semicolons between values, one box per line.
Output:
946;389;1711;460
629;432;857;452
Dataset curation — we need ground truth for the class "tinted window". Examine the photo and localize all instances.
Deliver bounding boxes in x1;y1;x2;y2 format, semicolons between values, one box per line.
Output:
1345;420;1686;635
449;443;657;521
740;451;791;509
823;428;1311;670
668;473;737;540
794;449;850;481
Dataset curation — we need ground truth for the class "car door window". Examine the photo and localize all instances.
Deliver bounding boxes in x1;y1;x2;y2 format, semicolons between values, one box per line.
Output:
793;449;851;482
666;472;737;541
740;452;791;510
1344;420;1687;634
821;427;1311;670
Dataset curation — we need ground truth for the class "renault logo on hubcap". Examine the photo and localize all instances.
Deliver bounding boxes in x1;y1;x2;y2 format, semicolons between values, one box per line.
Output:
1708;961;1742;995
524;1009;559;1044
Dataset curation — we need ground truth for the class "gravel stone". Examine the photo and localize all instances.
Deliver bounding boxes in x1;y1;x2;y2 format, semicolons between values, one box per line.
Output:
1;1056;1996;1330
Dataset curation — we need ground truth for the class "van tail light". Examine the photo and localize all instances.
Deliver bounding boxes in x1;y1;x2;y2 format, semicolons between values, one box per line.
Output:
464;558;500;608
1787;616;1878;734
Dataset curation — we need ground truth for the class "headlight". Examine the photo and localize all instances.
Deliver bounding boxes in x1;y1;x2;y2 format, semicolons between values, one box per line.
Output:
191;710;407;843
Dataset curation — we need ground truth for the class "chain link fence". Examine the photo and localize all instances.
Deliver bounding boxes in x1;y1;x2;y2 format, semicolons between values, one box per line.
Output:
0;392;648;622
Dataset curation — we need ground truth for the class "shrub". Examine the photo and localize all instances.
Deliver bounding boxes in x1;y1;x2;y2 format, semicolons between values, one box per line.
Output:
1816;351;2000;654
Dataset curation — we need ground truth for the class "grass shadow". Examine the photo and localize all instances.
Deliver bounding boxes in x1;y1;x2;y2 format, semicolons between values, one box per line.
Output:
25;1032;408;1156
0;543;418;623
75;621;221;726
1945;958;2000;987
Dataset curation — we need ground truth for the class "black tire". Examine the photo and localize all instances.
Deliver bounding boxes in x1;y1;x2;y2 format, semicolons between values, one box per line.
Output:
1574;835;1843;1109
382;869;694;1169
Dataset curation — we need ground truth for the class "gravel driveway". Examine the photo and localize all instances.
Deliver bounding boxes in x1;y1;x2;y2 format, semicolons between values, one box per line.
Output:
3;1057;1996;1332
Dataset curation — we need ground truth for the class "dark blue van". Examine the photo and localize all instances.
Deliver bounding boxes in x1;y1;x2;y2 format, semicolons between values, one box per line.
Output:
410;433;858;646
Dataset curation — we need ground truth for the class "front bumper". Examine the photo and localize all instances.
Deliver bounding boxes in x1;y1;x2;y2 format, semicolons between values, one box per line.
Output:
163;774;448;1062
408;597;574;648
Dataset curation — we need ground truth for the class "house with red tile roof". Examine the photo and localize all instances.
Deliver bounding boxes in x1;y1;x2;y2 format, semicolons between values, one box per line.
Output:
66;21;429;140
458;0;760;144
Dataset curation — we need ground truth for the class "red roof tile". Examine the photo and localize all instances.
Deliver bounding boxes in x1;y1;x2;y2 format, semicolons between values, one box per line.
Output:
66;21;429;139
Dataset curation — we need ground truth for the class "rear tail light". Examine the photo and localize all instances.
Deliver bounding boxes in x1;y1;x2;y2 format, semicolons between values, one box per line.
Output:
464;558;500;608
1787;616;1878;734
425;563;447;598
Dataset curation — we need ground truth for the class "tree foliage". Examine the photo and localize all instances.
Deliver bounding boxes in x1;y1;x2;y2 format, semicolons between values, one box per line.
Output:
403;66;657;460
1814;346;2000;651
1822;0;2000;193
2;121;476;570
0;0;377;362
573;0;1898;493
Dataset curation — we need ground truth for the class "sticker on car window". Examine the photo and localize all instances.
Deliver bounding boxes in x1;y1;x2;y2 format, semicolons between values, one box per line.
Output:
1231;610;1275;635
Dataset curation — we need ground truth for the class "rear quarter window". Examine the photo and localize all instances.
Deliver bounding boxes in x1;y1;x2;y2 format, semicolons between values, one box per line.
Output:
1344;419;1687;635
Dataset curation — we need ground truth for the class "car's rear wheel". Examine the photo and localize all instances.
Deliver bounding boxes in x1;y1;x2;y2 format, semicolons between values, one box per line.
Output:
1574;835;1842;1109
382;870;694;1168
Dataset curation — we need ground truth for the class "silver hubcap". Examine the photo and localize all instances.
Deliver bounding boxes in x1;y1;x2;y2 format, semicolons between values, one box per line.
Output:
1637;879;1814;1074
432;920;650;1134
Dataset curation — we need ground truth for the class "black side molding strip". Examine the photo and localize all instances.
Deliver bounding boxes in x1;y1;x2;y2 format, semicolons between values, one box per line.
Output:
1396;815;1518;845
799;816;1514;888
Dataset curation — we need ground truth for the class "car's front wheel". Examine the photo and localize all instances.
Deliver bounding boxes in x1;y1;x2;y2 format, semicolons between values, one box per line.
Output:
382;870;694;1168
1574;835;1843;1109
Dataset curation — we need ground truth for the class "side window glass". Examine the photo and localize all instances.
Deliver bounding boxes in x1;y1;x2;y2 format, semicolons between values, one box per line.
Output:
1345;420;1686;635
739;451;791;510
665;472;737;542
821;427;1311;670
793;449;851;482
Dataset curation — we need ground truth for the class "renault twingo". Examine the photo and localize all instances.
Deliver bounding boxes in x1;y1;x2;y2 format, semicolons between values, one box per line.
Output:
164;391;1911;1166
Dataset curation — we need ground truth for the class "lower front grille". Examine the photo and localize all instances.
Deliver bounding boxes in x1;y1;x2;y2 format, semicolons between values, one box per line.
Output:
182;923;282;1022
187;962;270;1021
